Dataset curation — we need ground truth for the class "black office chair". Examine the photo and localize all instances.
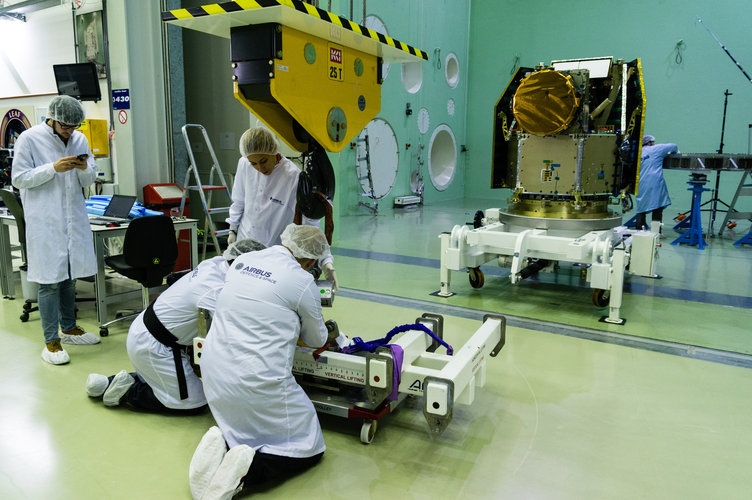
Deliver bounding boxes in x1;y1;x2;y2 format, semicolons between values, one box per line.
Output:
99;214;178;336
0;189;37;320
0;189;97;322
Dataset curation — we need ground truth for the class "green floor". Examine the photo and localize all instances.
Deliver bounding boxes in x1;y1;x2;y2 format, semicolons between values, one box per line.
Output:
2;198;752;499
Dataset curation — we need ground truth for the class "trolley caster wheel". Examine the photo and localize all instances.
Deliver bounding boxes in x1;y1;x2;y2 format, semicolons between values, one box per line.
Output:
473;210;485;229
360;419;378;444
468;267;485;289
20;312;29;322
592;289;610;308
99;327;109;337
23;302;32;311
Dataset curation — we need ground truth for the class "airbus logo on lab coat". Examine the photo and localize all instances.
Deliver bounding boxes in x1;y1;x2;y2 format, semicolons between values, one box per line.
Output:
269;196;283;205
234;262;277;284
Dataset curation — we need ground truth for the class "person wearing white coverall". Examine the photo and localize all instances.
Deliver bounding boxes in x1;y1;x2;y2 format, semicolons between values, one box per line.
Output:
84;239;265;412
635;135;679;231
11;95;101;365
226;127;338;290
188;224;331;500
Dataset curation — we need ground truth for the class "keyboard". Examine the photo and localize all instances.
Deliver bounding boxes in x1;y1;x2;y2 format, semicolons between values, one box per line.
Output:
89;216;130;225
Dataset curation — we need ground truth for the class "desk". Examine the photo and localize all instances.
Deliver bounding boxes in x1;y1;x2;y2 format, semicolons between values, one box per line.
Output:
0;215;198;324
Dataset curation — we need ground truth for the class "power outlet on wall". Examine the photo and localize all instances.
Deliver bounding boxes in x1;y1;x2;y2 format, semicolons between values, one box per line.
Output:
219;132;236;150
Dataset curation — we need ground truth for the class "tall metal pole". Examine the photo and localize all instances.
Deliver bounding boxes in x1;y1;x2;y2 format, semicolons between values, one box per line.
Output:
698;17;752;85
718;89;731;154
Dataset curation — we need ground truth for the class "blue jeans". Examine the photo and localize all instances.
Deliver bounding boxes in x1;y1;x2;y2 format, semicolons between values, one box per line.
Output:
38;279;77;344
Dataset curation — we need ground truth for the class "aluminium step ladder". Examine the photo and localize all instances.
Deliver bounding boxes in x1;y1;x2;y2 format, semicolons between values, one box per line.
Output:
180;124;232;260
355;131;378;213
719;170;752;239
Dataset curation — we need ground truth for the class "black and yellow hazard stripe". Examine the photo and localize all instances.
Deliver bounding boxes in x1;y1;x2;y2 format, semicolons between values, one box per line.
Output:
161;0;428;60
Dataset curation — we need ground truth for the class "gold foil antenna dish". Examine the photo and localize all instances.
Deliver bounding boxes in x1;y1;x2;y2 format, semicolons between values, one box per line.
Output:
512;70;579;136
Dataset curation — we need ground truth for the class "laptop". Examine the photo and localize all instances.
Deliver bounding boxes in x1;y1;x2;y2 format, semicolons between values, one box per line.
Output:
89;195;137;225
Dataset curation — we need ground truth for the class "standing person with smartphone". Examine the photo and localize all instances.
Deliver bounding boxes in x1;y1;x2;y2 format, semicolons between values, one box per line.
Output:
11;95;101;365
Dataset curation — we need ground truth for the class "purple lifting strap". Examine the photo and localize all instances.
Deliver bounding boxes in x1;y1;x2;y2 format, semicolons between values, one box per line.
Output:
387;345;404;401
342;323;452;401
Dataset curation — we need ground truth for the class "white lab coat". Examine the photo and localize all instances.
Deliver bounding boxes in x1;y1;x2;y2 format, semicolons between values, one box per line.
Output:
11;122;97;284
227;155;333;267
201;246;327;457
227;155;300;247
126;256;228;409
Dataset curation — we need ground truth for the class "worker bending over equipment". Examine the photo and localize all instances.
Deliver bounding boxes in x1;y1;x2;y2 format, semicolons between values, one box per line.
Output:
189;224;332;500
226;127;338;290
85;239;265;412
635;134;679;231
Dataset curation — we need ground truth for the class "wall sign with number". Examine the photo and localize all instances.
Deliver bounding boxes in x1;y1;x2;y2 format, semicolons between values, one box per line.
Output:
112;89;130;110
328;44;343;82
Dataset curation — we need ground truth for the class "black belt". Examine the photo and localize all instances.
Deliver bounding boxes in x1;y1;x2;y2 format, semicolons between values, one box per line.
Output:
142;302;189;400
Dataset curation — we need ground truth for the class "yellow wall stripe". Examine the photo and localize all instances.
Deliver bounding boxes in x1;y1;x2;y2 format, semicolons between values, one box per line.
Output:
202;4;227;15
170;8;193;20
162;1;427;60
302;2;318;16
327;12;343;27
235;0;261;10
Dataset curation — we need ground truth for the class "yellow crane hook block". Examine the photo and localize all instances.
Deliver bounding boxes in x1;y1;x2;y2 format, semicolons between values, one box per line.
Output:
162;1;428;152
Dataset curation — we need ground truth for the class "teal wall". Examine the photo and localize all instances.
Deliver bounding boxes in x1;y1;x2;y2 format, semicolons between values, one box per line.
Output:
177;1;751;223
178;1;471;219
329;0;471;215
465;0;752;214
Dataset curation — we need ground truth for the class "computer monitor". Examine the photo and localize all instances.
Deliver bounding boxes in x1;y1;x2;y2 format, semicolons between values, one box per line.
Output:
52;63;101;102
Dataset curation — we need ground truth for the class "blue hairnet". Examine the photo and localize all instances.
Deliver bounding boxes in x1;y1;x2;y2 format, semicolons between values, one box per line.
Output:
642;135;655;146
48;95;85;125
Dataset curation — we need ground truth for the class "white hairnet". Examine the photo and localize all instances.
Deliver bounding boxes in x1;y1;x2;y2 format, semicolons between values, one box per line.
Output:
239;127;278;157
642;135;655;146
223;238;266;262
280;223;330;260
48;95;85;125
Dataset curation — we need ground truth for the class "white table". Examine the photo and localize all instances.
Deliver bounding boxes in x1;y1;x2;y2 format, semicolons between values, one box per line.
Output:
0;215;198;324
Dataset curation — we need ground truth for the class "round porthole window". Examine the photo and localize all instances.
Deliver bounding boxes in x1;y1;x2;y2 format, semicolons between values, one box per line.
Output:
417;107;430;135
445;52;460;88
428;124;457;191
355;118;399;199
364;15;391;81
402;61;423;94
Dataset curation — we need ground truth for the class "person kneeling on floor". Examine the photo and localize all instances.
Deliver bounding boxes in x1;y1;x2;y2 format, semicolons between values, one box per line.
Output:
190;224;332;500
85;239;265;412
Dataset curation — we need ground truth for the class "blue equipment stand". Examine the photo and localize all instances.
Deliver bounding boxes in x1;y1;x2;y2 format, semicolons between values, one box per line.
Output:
671;176;710;249
734;229;752;246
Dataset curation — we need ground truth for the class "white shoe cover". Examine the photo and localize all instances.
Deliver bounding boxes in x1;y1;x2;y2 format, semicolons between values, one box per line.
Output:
41;346;70;365
203;444;255;500
60;331;101;345
189;426;228;500
86;373;109;397
103;370;135;406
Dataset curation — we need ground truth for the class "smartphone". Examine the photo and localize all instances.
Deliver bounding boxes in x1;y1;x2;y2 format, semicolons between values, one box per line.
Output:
76;153;89;161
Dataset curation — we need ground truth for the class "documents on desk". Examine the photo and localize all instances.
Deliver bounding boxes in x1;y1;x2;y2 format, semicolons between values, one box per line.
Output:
88;215;130;226
0;213;199;326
